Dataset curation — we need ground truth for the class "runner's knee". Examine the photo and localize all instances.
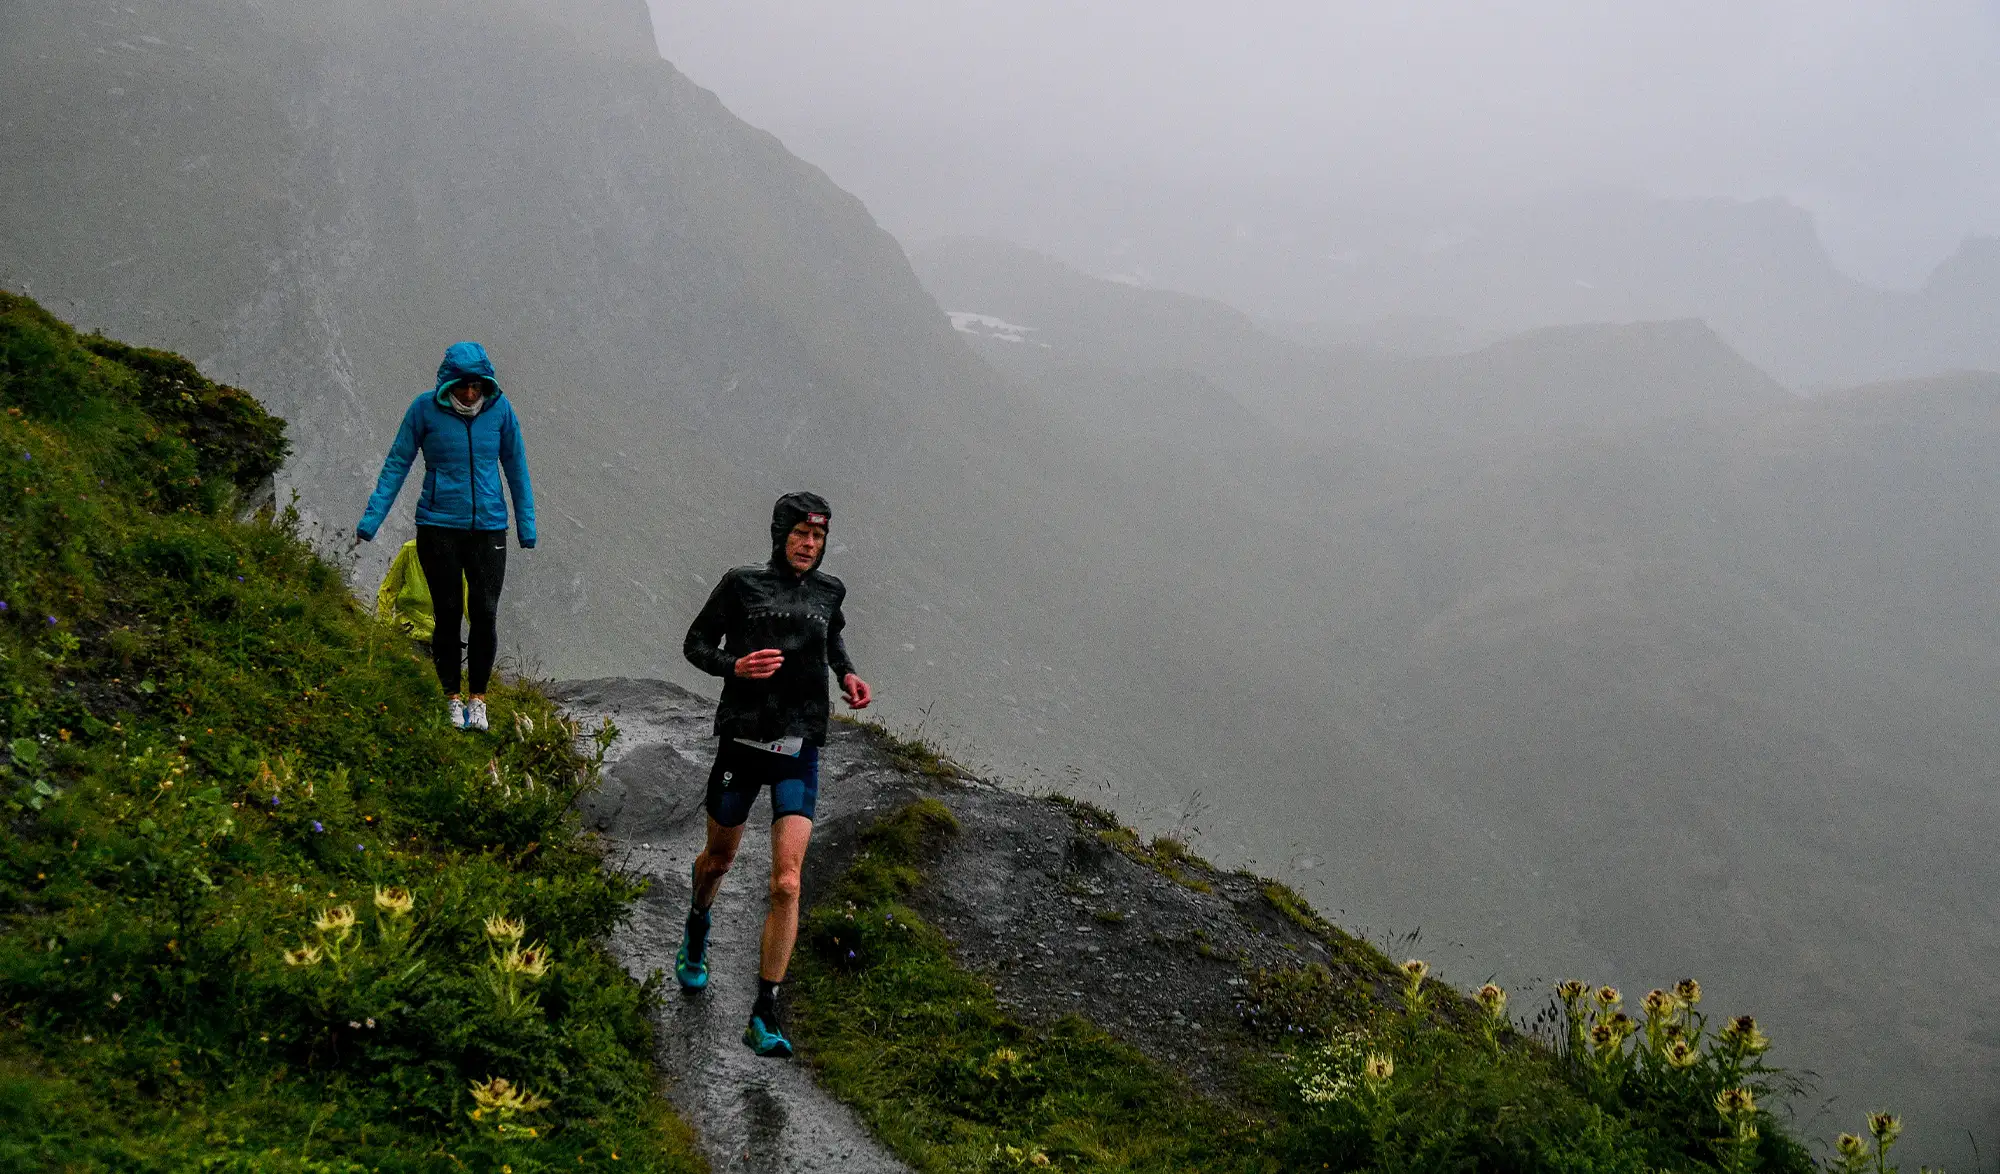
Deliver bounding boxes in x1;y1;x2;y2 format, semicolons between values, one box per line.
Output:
768;870;801;906
699;845;737;875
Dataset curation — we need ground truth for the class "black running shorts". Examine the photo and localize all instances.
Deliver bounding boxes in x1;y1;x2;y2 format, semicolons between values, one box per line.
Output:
704;739;820;827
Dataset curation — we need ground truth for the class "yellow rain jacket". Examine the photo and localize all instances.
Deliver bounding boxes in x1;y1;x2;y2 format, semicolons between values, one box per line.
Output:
374;539;464;641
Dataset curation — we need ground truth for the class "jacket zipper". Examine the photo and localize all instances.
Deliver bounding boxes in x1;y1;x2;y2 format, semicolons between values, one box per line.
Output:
461;413;478;530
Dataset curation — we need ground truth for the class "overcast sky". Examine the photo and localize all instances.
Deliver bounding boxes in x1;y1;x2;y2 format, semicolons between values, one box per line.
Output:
649;1;1999;289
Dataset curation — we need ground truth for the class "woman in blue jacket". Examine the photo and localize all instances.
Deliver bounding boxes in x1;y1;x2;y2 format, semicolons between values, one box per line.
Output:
355;342;536;732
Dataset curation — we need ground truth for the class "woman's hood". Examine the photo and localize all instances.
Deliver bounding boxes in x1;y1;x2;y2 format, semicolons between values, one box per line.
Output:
432;341;503;408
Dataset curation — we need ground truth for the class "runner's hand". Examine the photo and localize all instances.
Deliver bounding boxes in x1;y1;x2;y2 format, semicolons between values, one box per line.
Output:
734;648;784;679
842;673;872;709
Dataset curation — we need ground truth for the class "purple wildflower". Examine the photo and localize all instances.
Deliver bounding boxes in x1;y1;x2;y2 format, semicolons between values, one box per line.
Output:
269;796;280;807
311;820;324;833
46;615;57;626
0;601;8;612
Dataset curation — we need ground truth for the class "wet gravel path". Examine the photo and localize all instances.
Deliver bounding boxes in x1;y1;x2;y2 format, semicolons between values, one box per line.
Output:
549;678;914;1174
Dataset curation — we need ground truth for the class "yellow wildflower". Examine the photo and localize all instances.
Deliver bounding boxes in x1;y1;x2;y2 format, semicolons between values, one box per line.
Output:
1399;959;1428;983
1867;1113;1901;1144
484;914;525;943
469;1075;551;1115
1476;983;1507;1018
313;905;357;933
1362;1053;1394;1083
281;945;323;967
503;942;552;979
1673;977;1702;1006
1721;1015;1772;1055
373;886;414;916
1715;1088;1756;1117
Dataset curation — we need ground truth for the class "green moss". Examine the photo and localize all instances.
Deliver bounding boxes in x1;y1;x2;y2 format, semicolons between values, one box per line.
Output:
840;716;976;781
1260;882;1397;977
1045;792;1120;830
1079;819;1218;893
0;293;701;1172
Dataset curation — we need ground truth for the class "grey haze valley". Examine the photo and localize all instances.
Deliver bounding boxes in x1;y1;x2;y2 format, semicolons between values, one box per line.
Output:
4;0;1998;1163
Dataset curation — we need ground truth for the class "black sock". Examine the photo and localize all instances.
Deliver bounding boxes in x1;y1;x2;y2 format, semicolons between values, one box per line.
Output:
684;860;713;962
684;905;711;963
753;978;782;1020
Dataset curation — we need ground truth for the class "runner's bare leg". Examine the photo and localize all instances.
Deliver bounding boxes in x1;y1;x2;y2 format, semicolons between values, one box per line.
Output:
693;816;744;907
761;814;813;980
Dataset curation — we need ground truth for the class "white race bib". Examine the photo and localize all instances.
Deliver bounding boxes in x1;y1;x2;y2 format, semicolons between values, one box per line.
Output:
733;735;805;758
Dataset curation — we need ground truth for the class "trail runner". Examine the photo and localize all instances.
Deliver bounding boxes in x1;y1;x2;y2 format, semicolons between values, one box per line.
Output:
679;492;873;1057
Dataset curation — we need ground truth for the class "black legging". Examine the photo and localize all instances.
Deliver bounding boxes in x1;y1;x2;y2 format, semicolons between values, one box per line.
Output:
415;525;507;695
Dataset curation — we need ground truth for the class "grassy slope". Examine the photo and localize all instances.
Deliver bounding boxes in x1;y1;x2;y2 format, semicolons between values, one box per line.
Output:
790;784;1836;1174
0;292;700;1172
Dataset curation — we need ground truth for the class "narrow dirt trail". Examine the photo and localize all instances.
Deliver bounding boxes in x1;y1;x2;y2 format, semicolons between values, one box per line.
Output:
550;678;913;1174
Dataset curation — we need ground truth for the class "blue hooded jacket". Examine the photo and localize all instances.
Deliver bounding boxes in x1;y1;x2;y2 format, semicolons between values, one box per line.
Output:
356;342;537;546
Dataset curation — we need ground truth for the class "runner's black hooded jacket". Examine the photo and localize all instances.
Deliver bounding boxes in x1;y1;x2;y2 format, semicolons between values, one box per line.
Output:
684;493;859;746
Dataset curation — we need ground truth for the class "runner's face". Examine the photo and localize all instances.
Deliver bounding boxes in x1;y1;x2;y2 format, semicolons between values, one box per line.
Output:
451;378;484;407
785;522;826;572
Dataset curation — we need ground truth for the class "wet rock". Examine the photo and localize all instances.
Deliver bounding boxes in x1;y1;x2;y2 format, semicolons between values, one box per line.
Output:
579;741;706;839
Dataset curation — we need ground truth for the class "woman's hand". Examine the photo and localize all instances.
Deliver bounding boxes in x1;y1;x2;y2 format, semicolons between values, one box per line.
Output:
842;674;873;709
734;648;784;679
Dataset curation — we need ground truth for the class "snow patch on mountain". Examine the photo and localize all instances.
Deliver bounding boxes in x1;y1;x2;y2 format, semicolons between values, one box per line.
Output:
947;311;1049;346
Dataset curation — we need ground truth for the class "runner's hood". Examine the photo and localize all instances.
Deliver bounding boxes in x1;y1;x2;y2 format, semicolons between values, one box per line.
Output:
770;491;832;573
432;341;503;410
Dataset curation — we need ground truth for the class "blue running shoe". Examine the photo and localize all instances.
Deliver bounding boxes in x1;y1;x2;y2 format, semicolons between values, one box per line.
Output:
674;942;708;992
743;1013;793;1058
676;905;711;992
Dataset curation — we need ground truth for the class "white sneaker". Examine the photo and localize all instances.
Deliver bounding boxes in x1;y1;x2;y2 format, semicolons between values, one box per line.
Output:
466;698;490;732
447;697;467;729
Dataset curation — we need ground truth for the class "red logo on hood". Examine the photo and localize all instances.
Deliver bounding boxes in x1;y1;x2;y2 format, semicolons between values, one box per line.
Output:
806;513;829;527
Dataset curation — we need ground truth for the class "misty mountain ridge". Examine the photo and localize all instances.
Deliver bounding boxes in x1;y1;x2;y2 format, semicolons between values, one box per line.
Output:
925;187;2000;389
914;235;1792;454
8;0;2000;1162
